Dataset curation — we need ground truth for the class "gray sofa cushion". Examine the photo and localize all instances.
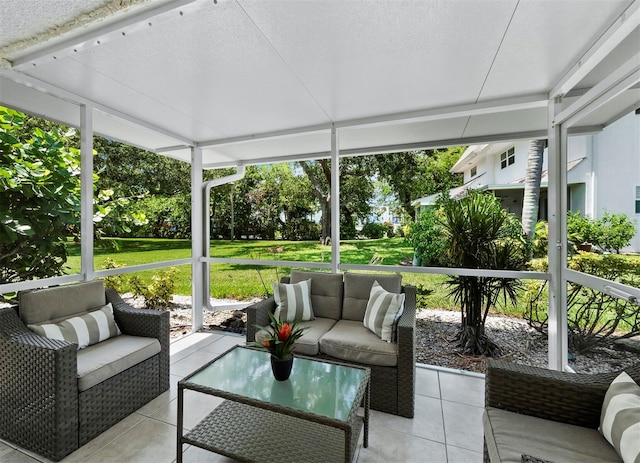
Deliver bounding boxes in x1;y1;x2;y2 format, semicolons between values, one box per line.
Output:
342;273;402;321
293;317;337;356
77;335;161;392
319;320;398;367
290;270;343;320
484;406;622;463
19;280;106;325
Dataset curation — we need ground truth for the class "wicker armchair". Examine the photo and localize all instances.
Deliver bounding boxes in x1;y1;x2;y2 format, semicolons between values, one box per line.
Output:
484;359;640;462
246;273;416;418
0;282;170;461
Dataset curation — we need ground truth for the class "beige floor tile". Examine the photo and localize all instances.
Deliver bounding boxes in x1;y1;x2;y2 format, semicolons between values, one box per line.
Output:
441;401;484;452
180;445;240;462
151;389;224;429
416;366;441;399
446;444;483;463
0;449;40;463
170;350;220;378
357;426;447;463
79;418;176;463
198;335;245;355
370;394;445;443
61;412;146;463
439;371;485;408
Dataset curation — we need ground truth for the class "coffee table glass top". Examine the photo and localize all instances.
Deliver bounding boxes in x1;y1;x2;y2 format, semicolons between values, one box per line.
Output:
184;346;366;422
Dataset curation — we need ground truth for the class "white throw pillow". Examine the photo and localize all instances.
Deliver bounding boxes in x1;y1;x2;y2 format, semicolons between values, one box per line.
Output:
28;302;121;349
599;371;640;463
363;280;405;342
273;278;314;322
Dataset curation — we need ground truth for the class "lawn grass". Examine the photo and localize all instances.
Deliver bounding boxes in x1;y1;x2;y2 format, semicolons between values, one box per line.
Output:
65;237;456;303
63;237;551;317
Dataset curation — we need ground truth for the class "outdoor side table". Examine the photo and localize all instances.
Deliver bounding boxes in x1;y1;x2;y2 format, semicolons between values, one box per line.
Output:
177;345;370;463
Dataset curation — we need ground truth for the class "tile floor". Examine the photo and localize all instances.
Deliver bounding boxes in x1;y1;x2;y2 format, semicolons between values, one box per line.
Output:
0;331;485;463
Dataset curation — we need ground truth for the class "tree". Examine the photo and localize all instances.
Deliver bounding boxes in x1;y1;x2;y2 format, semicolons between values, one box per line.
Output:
440;190;529;356
521;140;545;244
375;148;464;218
299;158;375;240
0;106;80;284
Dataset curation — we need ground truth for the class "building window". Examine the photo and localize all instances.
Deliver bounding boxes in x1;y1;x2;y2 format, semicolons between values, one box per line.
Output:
470;166;477;177
636;186;640;214
500;147;515;169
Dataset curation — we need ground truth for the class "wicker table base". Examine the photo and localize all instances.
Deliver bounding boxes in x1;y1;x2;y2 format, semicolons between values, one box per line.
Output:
177;346;370;463
183;400;363;463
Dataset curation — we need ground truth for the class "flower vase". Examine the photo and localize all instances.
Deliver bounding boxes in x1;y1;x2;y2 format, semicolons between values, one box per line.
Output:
270;356;294;381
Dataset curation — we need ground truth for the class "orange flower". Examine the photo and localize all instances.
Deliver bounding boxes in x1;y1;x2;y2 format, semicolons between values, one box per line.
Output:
261;339;272;348
277;323;292;341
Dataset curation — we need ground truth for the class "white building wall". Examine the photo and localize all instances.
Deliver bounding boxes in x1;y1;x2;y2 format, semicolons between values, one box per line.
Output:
590;111;640;252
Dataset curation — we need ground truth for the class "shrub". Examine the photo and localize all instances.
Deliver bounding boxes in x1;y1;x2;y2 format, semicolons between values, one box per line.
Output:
100;258;127;294
405;208;447;267
566;211;636;253
130;267;178;310
361;222;387;239
598;212;636;253
525;254;640;353
567;211;600;248
383;221;396;238
532;221;548;258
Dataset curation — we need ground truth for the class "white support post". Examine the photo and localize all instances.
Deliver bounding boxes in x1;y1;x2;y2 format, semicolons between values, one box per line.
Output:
330;126;340;273
80;105;94;282
191;147;205;331
546;98;569;371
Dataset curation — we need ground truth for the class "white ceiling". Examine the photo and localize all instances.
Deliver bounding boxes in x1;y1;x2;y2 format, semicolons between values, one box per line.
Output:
0;0;638;167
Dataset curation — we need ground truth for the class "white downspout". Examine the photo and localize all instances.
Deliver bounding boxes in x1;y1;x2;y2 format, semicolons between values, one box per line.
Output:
80;104;94;282
203;165;246;311
330;127;340;273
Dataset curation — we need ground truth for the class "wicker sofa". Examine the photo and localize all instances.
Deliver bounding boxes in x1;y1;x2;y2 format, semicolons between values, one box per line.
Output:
0;280;170;461
246;270;417;418
484;359;640;463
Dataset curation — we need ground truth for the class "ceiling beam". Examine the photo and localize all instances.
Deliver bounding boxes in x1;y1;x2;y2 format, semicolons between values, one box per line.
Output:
0;68;194;146
194;94;548;149
9;0;209;69
551;0;640;98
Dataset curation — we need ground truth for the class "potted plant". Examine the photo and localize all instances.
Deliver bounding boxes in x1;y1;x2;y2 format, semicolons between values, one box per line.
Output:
251;312;306;380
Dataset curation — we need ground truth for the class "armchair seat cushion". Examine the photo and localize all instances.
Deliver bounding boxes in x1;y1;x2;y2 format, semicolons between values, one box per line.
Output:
319;320;398;367
484;406;622;463
77;335;161;392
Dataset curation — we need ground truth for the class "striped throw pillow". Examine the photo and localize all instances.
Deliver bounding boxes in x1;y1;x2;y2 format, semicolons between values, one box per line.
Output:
599;371;640;463
363;280;405;342
273;279;314;322
28;303;121;350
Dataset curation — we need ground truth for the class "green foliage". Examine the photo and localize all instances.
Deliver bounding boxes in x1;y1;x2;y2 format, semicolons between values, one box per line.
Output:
525;254;640;353
127;194;191;238
382;221;396;238
440;190;530;355
598;212;636;254
567;211;636;253
100;258;127;293
532;221;548;258
0;106;80;284
130;267;178;310
405;207;447;267
361;222;387;239
374;148;464;218
567;211;600;248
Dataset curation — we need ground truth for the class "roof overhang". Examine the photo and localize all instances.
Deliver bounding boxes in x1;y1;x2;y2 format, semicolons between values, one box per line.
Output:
1;0;639;168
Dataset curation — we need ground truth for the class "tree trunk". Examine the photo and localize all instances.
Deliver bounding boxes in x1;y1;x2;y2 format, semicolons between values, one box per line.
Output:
299;160;331;240
522;140;545;242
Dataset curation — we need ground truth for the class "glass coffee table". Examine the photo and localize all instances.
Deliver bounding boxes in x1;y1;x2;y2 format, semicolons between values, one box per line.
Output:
177;345;370;463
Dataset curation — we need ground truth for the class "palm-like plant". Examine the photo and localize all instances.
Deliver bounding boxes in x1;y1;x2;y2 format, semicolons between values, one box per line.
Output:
440;190;530;356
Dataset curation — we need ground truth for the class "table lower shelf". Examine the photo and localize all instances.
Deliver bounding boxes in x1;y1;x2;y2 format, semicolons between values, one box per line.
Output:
182;400;363;463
